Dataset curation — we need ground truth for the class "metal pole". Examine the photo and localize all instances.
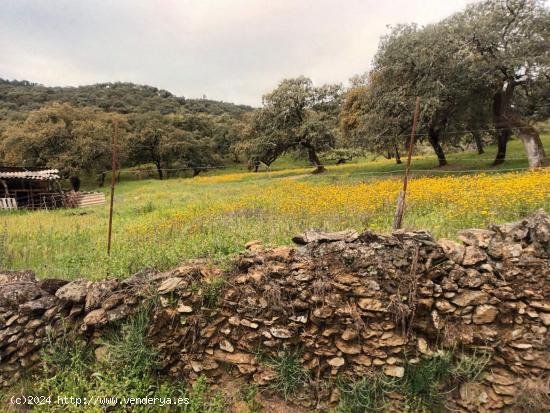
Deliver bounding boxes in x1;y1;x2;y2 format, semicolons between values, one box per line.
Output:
393;97;421;230
107;121;118;255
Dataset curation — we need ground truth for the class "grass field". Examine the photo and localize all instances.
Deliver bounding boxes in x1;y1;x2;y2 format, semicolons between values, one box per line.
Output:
1;136;549;280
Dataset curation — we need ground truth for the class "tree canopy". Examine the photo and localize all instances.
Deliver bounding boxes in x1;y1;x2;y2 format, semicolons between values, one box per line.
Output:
0;103;127;178
128;112;223;180
0;81;250;181
238;77;342;173
0;79;252;117
340;0;549;168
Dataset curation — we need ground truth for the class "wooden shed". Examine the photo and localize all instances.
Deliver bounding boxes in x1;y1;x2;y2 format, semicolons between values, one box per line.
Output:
0;167;64;209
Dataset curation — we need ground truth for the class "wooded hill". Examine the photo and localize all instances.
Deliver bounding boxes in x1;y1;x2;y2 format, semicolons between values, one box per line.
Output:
0;79;253;118
0;79;254;181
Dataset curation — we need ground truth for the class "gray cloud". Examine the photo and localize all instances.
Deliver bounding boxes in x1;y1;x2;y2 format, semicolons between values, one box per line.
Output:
0;0;479;106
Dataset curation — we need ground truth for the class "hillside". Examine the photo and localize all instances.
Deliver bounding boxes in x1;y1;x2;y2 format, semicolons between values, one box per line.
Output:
0;78;253;118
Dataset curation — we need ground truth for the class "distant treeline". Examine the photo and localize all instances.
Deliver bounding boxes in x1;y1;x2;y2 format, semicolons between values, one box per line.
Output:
0;79;252;117
0;80;254;181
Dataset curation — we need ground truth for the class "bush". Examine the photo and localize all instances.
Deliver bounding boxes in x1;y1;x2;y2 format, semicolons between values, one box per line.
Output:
450;351;491;383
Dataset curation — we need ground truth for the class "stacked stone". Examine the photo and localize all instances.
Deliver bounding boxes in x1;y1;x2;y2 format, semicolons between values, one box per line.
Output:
0;272;139;388
151;237;417;402
0;210;548;412
427;209;550;412
0;271;62;387
127;211;550;410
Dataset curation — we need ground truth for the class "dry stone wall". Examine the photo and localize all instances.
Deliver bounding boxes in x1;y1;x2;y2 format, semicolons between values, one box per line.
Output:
1;210;549;411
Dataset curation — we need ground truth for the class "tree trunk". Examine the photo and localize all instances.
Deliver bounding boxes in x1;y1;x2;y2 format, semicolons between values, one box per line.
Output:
506;113;546;169
302;143;325;173
192;169;201;177
493;89;509;165
394;146;402;164
247;161;258;172
493;82;546;169
427;128;447;167
99;172;106;187
493;129;510;165
518;129;546;168
472;132;484;154
70;176;81;192
155;161;163;180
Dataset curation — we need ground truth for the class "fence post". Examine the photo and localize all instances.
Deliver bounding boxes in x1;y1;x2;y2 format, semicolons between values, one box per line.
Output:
107;121;119;255
393;97;421;230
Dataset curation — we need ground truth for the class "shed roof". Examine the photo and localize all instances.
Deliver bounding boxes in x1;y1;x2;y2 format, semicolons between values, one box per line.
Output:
0;167;61;181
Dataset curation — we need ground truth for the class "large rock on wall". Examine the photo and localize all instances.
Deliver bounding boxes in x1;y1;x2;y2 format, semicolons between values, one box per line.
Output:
1;210;549;411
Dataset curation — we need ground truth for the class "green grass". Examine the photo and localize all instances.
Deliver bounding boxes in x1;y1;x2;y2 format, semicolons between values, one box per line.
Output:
84;134;550;187
1;337;493;413
1;135;549;280
201;277;226;308
181;377;226;413
335;373;399;413
401;351;455;412
334;351;492;413
267;350;310;400
1;313;227;413
238;384;263;413
35;312;187;413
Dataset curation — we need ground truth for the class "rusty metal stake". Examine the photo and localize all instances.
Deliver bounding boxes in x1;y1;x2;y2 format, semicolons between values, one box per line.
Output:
107;121;119;255
393;97;421;230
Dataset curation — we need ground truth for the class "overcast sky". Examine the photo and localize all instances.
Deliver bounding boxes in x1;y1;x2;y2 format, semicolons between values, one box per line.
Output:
0;0;479;106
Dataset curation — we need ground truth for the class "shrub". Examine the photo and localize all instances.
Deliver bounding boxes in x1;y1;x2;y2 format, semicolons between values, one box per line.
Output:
450;351;491;383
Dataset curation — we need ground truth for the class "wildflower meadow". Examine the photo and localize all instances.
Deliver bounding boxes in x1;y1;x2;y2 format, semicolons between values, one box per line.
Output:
2;146;548;280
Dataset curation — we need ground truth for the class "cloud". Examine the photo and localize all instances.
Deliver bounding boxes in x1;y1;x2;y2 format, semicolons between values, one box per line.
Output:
0;0;480;106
